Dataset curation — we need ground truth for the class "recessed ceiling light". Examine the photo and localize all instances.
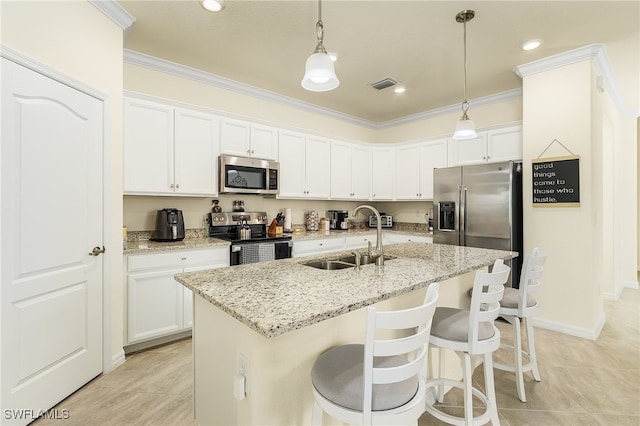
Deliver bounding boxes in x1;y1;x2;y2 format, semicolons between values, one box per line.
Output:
201;0;225;12
394;86;406;94
521;39;543;51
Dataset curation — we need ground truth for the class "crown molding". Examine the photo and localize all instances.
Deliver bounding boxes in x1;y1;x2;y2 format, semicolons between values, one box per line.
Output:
89;0;136;39
379;88;523;128
124;49;523;129
123;49;376;128
513;43;635;118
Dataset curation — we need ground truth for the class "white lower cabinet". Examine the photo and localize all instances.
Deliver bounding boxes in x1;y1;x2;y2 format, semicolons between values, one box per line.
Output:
125;247;229;346
383;233;433;244
292;236;345;258
344;233;377;250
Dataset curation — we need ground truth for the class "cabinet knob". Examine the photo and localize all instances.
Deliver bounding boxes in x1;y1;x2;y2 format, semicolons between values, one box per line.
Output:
176;184;180;189
181;257;187;261
170;183;174;188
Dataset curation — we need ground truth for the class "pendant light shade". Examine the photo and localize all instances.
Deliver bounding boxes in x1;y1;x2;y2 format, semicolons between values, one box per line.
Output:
302;0;339;92
452;10;477;140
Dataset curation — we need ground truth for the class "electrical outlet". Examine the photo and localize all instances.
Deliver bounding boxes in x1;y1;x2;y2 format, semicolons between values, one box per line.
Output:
238;353;250;395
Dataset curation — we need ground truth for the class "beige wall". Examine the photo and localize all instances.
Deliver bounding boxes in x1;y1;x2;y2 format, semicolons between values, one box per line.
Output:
521;58;637;337
1;1;125;369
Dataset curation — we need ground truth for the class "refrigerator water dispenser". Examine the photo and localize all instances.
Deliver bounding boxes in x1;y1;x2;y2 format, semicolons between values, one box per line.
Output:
439;202;456;230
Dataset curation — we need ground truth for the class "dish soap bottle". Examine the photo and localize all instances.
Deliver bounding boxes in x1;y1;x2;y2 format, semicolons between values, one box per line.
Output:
211;199;222;213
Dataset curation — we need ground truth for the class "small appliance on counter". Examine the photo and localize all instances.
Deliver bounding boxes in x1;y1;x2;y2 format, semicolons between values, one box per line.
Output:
327;210;349;230
369;213;392;228
153;208;185;241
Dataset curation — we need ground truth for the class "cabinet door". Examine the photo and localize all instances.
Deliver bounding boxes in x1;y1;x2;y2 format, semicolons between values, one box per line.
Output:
371;148;395;200
127;268;184;343
487;125;522;163
350;144;371;200
220;118;250;157
250;124;278;160
419;139;449;199
395;145;421;200
449;134;488;166
330;141;353;199
278;130;307;198
344;233;377;249
174;108;219;196
123;98;174;194
304;136;331;199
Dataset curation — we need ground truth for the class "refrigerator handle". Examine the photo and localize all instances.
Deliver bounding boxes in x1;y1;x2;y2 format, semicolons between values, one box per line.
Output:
460;185;467;246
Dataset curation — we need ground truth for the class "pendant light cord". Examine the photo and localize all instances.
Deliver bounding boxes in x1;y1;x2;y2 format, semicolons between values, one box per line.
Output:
314;0;326;54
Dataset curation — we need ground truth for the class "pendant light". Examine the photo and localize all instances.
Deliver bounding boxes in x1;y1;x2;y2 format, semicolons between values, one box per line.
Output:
452;10;477;140
301;0;339;92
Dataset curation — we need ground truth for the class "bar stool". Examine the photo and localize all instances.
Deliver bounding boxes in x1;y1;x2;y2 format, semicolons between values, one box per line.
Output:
494;248;547;402
425;259;510;426
310;282;439;425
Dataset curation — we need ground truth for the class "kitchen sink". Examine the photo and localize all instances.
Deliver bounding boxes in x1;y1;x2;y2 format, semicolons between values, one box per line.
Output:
300;254;398;270
335;254;397;265
301;260;356;270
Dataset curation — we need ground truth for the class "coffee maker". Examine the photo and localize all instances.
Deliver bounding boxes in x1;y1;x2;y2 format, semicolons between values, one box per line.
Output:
328;210;349;230
153;208;185;241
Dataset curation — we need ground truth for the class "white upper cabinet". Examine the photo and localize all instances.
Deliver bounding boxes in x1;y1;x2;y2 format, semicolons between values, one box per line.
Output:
449;125;522;165
124;97;219;196
278;130;331;199
486;125;523;163
394;138;448;200
124;98;174;194
371;147;395;200
418;139;449;199
174;108;220;195
330;140;371;200
220;118;278;160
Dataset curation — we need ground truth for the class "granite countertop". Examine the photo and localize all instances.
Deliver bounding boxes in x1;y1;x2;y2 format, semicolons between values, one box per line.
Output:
174;243;516;338
123;237;229;254
123;228;432;254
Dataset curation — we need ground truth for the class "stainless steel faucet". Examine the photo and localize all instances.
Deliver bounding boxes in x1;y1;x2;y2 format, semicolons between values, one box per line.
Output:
353;205;384;266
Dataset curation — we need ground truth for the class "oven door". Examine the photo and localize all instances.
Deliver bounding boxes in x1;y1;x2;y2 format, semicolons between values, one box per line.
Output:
230;240;292;265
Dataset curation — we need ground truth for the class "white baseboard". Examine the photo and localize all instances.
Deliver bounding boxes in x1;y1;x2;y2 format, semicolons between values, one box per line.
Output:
533;311;606;341
108;349;126;372
602;280;638;301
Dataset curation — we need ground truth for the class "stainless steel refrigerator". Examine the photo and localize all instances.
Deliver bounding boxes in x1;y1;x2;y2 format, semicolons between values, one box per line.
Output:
433;161;523;287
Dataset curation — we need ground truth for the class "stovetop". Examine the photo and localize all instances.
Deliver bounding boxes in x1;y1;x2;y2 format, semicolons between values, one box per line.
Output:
208;211;291;244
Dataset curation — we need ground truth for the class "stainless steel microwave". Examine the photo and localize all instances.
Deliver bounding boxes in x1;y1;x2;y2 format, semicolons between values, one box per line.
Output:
219;155;280;195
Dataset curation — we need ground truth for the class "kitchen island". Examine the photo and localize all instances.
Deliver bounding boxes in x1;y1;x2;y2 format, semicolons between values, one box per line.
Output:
175;242;516;425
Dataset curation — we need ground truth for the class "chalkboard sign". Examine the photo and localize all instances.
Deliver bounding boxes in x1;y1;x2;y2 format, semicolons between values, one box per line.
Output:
532;155;580;207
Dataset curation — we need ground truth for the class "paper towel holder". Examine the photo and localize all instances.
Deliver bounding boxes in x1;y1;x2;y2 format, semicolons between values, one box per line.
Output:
283;208;293;233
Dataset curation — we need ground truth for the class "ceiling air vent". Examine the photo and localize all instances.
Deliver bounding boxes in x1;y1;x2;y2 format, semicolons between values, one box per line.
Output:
368;77;398;90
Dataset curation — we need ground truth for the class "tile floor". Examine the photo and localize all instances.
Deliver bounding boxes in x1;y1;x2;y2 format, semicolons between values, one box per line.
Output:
34;288;639;426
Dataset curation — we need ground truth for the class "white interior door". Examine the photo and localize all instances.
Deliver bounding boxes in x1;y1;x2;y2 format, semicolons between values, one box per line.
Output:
1;59;103;424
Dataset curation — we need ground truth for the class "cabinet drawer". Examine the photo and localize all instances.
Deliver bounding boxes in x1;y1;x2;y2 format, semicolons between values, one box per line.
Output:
128;248;229;272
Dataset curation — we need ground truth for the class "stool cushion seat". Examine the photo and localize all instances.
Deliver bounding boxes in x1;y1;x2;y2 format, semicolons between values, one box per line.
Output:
311;344;418;412
431;307;495;342
500;287;537;309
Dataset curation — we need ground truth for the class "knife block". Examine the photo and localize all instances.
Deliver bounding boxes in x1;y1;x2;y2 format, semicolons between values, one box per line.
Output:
268;219;283;235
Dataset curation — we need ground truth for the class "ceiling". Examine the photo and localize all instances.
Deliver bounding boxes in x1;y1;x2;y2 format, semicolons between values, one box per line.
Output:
119;1;639;124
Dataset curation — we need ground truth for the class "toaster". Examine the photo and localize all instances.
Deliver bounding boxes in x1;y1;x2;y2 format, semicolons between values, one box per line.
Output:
369;214;393;228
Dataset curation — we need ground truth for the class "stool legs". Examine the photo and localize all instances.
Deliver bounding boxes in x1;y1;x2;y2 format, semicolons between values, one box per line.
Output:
525;317;541;381
461;353;473;425
512;316;526;402
483;352;500;425
495;315;542;403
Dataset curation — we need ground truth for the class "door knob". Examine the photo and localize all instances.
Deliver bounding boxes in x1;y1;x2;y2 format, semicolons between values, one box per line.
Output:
89;246;106;256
